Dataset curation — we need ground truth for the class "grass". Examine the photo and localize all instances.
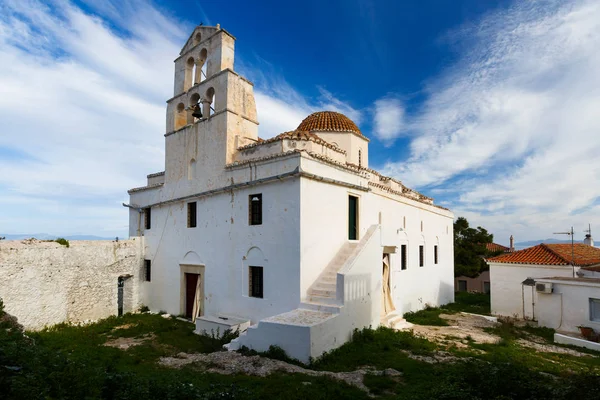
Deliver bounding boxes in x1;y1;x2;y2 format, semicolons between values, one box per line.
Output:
403;291;491;326
3;294;600;399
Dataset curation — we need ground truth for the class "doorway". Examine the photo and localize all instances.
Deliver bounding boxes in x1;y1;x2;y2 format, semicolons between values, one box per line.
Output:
180;263;205;322
381;253;395;317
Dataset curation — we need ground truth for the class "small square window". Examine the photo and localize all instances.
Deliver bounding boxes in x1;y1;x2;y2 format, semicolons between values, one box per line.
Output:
249;266;263;298
249;194;262;225
458;280;467;292
188;202;197;228
419;245;424;267
401;245;407;270
144;207;151;230
590;298;600;322
434;245;438;265
144;260;151;282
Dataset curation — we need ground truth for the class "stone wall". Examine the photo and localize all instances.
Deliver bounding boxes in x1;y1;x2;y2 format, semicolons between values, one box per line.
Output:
0;238;144;330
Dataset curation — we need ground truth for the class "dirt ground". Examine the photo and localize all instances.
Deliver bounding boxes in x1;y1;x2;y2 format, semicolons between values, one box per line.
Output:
409;313;593;358
159;351;402;393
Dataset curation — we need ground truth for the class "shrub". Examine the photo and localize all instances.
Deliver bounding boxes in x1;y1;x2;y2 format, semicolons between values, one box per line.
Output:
54;238;70;247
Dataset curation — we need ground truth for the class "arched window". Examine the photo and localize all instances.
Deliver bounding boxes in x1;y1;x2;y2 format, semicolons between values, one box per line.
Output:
189;93;200;124
193;32;201;46
198;48;208;83
204;87;215;117
174;102;186;130
184;57;195;90
188;158;196;180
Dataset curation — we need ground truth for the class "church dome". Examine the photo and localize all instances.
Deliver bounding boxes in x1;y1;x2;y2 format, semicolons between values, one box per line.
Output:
297;111;363;136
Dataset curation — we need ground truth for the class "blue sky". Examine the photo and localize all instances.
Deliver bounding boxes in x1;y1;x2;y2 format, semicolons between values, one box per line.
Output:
1;0;599;244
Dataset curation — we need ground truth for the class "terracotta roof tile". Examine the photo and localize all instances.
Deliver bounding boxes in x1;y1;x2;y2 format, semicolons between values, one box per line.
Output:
238;130;345;153
297;111;367;139
486;243;510;253
487;243;600;267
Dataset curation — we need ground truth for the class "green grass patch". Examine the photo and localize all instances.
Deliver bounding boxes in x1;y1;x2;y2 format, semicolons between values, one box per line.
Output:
404;292;491;326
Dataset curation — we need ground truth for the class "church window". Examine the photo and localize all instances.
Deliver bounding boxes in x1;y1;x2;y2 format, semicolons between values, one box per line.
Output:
144;260;151;282
403;216;406;229
358;150;362;167
419;245;424;267
144;207;151;230
249;194;262;225
193;32;201;45
249;266;263;298
434;245;438;264
199;48;208;82
189;93;201;123
185;57;195;90
348;195;359;240
175;103;186;130
188;159;196;180
401;245;407;270
188;202;197;228
421;221;423;232
205;87;215;117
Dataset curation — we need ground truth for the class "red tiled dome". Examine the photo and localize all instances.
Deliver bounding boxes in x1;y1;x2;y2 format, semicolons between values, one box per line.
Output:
297;111;363;136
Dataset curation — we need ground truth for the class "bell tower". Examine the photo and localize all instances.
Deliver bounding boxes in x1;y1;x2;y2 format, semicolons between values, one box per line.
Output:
164;25;259;186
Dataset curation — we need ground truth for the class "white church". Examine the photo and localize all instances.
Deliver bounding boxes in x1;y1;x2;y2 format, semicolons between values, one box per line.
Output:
127;25;455;362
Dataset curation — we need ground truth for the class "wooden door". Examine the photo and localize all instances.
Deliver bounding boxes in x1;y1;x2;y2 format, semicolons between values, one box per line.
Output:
185;273;199;319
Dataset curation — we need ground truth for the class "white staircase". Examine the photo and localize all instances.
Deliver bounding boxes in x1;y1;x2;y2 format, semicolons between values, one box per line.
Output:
302;242;358;308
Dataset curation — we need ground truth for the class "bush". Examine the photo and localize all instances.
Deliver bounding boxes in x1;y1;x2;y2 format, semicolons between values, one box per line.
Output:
55;238;69;247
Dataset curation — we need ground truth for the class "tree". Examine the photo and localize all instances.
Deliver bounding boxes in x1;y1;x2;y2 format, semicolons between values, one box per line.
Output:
454;217;497;278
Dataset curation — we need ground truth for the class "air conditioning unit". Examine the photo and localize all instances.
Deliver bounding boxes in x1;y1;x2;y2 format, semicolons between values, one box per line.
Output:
536;282;553;294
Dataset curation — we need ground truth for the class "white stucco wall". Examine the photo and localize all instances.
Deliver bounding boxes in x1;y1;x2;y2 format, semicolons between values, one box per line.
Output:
535;278;600;333
489;262;577;318
135;174;301;324
300;157;455;314
0;239;144;330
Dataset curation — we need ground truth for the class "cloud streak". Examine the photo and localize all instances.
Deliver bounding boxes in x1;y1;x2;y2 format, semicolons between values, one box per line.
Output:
380;0;600;241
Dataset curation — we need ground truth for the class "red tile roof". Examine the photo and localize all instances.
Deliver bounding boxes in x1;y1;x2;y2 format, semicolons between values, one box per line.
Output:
487;243;600;267
297;111;367;139
486;242;510;253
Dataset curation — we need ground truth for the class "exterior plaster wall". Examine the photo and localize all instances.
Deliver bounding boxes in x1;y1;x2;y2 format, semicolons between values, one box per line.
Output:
0;239;144;330
535;279;600;333
299;158;454;313
455;271;491;293
136;176;301;324
489;262;576;318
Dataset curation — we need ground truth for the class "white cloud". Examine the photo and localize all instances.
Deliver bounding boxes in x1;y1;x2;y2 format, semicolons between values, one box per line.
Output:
0;0;361;236
372;97;405;143
381;0;600;242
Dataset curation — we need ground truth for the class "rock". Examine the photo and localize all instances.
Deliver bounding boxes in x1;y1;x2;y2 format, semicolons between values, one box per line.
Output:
383;368;403;377
161;313;171;319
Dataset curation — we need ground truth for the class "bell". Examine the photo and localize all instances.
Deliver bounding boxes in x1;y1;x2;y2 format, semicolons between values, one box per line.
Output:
192;105;203;119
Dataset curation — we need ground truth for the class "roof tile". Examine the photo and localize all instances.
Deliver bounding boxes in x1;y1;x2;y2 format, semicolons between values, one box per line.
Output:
488;243;600;267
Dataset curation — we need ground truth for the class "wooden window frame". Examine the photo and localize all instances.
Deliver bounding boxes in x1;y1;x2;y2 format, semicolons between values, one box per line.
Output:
249;266;264;298
188;201;197;228
144;259;151;282
419;245;424;267
144;208;151;230
401;244;407;270
249;194;262;226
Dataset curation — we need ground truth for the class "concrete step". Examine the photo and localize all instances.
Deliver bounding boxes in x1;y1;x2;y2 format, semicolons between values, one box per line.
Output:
307;295;340;305
300;301;342;314
313;282;336;291
309;288;336;297
321;275;337;284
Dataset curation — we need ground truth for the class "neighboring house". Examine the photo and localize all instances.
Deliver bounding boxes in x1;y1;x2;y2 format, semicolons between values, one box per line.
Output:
454;240;512;293
125;25;455;362
487;242;600;321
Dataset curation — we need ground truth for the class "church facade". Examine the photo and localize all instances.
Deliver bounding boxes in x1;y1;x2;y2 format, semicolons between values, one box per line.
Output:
127;25;454;362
